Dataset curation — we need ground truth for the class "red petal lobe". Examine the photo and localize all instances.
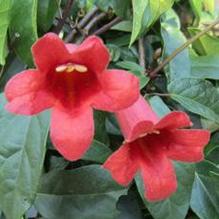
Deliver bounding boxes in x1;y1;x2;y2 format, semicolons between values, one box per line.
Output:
93;70;139;112
50;106;94;161
32;33;70;72
103;143;138;186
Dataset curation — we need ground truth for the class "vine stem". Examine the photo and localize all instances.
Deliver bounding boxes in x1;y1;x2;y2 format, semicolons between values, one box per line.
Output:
64;6;99;42
53;0;75;34
138;37;146;75
149;18;219;77
93;17;122;35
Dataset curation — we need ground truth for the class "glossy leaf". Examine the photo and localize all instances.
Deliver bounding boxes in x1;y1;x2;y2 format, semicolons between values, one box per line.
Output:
191;161;219;219
38;0;61;32
0;0;13;65
35;165;127;219
0;94;49;219
130;0;149;45
9;0;38;65
168;78;219;123
83;140;112;163
188;28;219;55
161;9;191;81
191;55;219;79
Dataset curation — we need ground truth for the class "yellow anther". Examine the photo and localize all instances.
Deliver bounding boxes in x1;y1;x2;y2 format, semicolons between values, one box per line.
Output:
75;64;88;73
55;63;88;73
66;65;75;73
55;65;67;73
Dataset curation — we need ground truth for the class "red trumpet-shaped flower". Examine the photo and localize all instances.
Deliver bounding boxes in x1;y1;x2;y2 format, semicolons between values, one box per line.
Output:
103;96;210;201
5;33;139;161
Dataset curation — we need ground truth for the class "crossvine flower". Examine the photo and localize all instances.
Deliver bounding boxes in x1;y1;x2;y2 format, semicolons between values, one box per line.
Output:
5;33;139;161
103;96;210;201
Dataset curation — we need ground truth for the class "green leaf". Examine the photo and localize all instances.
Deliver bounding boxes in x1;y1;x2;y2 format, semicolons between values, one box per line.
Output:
35;165;127;219
136;163;195;219
111;21;133;32
94;110;109;145
83;140;112;163
161;9;191;81
149;96;170;117
0;94;50;219
116;61;149;88
9;0;38;65
130;0;149;45
0;0;13;65
37;0;61;32
188;28;219;55
191;55;219;79
142;0;174;30
117;192;143;219
0;56;25;92
191;161;219;219
168;78;219;123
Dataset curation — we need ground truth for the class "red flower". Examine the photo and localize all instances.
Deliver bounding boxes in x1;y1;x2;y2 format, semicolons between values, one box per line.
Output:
103;96;210;201
5;33;139;161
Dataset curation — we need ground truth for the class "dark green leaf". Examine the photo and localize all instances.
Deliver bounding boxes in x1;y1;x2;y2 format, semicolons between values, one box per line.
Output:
0;0;13;65
117;192;143;219
161;9;191;81
38;0;61;32
130;0;149;45
83;140;112;163
9;0;38;65
191;161;219;219
188;28;219;55
168;78;219;123
35;165;127;219
149;96;170;117
191;55;219;79
0;94;49;219
0;56;25;92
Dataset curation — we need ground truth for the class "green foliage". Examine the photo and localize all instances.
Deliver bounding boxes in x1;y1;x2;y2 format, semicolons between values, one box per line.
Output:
0;0;219;218
161;9;191;81
0;95;49;219
9;0;38;66
0;0;13;65
34;165;127;219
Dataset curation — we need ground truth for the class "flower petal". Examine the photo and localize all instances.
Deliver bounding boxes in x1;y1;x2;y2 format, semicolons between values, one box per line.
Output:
155;111;192;130
50;106;94;161
165;129;210;162
32;33;70;72
138;141;177;201
71;36;110;74
5;70;54;115
116;96;158;141
103;143;138;186
92;70;140;112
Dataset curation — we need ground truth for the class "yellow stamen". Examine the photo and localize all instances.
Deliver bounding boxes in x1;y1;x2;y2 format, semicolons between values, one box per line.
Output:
55;63;88;73
75;64;88;73
55;65;67;72
66;64;75;73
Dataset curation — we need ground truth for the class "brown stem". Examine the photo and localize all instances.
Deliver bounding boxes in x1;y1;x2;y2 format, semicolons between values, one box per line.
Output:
82;12;106;36
53;0;74;34
64;6;99;43
138;37;146;75
93;17;122;35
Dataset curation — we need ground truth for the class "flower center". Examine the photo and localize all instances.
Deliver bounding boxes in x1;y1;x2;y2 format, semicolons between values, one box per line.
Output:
55;63;88;73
